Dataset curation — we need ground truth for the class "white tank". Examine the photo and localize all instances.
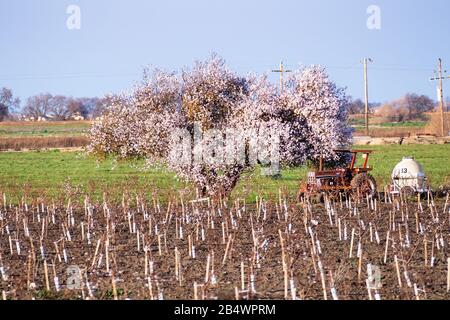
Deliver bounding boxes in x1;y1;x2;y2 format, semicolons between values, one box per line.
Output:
391;157;428;194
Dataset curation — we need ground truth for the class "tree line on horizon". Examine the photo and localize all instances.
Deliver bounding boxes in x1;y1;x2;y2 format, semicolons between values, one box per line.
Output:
0;86;447;123
347;93;443;122
0;88;110;121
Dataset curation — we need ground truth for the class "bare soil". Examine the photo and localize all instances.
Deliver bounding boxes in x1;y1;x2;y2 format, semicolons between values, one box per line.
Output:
0;193;449;300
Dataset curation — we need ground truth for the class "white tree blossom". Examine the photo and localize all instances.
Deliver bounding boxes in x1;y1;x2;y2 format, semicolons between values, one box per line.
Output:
87;56;352;196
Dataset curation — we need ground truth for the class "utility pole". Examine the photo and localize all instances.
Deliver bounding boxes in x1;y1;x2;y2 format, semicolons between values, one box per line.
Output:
430;58;450;137
363;58;373;136
272;61;292;94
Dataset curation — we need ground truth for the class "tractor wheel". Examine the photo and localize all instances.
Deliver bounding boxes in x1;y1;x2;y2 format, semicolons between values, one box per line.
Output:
350;174;377;199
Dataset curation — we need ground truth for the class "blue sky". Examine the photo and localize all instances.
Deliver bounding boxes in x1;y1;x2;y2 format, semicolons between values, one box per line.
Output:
1;0;450;104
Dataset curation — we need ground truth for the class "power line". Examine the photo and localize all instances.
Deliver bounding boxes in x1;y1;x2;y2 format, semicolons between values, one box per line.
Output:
430;58;450;137
0;72;140;81
272;61;292;94
362;58;373;136
0;63;437;81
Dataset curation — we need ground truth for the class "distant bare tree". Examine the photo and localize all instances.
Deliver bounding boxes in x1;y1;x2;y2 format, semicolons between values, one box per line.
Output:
0;88;20;121
70;99;85;117
22;94;103;121
369;102;381;112
76;97;99;119
347;97;380;115
50;95;71;120
377;94;435;122
89;95;116;119
22;93;53;119
51;96;94;120
404;93;435;120
347;97;365;114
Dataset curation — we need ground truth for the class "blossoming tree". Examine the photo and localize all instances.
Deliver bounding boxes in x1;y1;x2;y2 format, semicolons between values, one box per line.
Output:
88;55;352;196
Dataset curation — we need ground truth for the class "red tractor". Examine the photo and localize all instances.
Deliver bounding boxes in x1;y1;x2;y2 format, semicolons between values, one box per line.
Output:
298;149;377;201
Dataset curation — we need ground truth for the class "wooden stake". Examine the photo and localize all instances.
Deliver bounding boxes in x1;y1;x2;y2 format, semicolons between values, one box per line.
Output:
424;236;428;267
415;209;419;234
26;254;32;289
188;235;192;258
54;242;61;263
366;279;373;300
91;239;101;268
349;228;355;258
447;258;450;292
358;245;363;281
193;282;198;300
8;235;13;255
52;262;59;292
211;251;215;283
338;218;342;241
309;240;318;275
222;234;233;265
148;276;154;300
137;229;140;252
317;259;328;300
178;249;182;285
43;260;50;291
174;247;179;279
430;240;435;267
240;261;245;291
279;229;289;299
111;271;118;300
394;255;402;288
383;231;390;264
157;235;162;256
205;254;210;284
105;239;110;273
144;247;148;277
413;283;420;300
